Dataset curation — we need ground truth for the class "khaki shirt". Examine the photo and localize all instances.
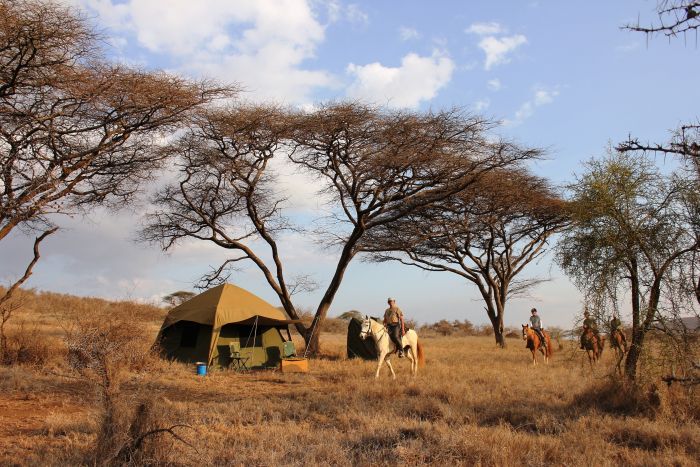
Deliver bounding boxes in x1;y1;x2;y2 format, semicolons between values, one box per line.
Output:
384;306;403;325
583;317;597;330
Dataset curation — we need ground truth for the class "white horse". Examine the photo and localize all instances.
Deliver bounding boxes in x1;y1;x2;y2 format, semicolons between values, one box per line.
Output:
359;316;424;379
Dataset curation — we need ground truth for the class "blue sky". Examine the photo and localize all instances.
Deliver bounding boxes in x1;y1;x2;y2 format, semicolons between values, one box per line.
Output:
3;0;699;328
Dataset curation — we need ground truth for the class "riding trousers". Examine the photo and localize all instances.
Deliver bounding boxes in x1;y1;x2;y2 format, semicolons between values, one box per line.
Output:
387;324;403;353
533;328;546;346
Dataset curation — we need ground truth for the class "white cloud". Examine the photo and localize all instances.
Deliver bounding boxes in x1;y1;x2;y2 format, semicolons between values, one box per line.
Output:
465;21;527;70
345;4;369;25
324;1;368;26
399;26;421;41
473;98;490;112
346;51;454;108
66;0;335;104
506;86;560;126
478;35;527;70
465;22;504;36
487;78;501;91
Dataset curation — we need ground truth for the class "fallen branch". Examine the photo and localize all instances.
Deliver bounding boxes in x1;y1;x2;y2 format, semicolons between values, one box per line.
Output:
661;374;700;386
115;423;199;463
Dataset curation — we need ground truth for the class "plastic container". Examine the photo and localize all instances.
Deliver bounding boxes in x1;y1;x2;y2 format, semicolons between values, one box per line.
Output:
196;362;207;376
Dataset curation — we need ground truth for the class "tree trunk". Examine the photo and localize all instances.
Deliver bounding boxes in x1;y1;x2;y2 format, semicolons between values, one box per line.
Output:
624;260;642;380
302;230;361;356
484;300;506;348
488;313;506;348
624;328;645;381
493;326;506;348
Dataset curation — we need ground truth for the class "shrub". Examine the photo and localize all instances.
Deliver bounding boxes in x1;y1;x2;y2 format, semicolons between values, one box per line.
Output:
1;321;51;367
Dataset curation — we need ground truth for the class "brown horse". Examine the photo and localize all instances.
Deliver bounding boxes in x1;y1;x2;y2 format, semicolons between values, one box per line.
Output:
610;329;627;374
581;329;605;368
522;324;552;365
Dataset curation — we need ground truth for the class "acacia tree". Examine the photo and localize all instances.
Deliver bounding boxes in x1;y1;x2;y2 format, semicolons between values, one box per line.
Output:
556;152;699;381
361;169;567;347
143;103;540;355
0;0;228;317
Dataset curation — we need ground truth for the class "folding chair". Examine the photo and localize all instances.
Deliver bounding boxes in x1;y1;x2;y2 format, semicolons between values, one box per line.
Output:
228;341;251;370
282;340;296;358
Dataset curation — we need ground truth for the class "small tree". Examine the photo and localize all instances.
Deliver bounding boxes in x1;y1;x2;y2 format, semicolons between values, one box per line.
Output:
363;169;567;347
337;310;363;321
162;291;196;307
143;103;539;354
556;151;699;381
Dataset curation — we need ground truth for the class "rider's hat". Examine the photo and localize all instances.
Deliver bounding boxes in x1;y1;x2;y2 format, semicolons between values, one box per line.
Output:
387;297;395;302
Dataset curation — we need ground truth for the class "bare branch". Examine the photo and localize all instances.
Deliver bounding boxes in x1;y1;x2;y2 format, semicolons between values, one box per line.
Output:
0;226;57;308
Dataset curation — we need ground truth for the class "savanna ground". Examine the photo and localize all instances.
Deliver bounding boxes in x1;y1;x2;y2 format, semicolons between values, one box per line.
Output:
0;289;698;466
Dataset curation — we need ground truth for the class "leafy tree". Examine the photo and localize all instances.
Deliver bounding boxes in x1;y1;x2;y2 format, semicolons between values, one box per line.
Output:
618;125;700;305
556;152;699;380
363;169;567;347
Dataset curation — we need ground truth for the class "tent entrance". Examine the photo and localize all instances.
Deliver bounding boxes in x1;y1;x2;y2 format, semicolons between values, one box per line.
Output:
213;321;285;369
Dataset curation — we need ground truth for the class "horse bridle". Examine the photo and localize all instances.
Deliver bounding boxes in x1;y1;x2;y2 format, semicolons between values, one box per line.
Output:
361;317;386;340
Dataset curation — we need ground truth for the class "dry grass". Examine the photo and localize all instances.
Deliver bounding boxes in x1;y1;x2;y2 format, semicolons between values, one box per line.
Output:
0;290;698;466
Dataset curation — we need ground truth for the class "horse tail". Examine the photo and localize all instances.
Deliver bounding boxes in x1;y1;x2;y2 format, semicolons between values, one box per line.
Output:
546;334;554;358
416;341;425;367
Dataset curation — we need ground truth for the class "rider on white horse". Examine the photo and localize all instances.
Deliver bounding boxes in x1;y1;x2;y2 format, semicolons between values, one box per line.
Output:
384;297;404;357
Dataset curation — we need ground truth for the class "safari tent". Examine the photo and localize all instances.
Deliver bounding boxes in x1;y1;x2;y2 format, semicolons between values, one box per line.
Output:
346;317;378;360
156;283;298;369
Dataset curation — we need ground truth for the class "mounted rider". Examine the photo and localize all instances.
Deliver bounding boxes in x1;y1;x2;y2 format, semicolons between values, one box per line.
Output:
580;309;601;349
384;297;405;358
529;308;547;351
609;314;625;342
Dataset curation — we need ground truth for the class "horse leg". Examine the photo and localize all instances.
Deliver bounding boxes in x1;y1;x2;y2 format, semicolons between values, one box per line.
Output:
532;349;537;366
616;351;624;375
385;358;396;380
407;344;417;377
375;351;387;379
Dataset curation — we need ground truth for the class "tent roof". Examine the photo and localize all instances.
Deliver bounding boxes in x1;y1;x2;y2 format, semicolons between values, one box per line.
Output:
161;283;296;329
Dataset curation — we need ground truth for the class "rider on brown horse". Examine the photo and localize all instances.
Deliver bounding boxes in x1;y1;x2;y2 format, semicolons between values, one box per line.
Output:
610;315;626;344
580;310;601;349
529;308;547;352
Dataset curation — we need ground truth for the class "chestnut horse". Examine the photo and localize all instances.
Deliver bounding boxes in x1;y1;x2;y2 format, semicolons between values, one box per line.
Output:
581;329;605;368
610;329;627;374
521;324;552;365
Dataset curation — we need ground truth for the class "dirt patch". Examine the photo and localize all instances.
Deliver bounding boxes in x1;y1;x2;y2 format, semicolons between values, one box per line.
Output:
0;392;89;461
